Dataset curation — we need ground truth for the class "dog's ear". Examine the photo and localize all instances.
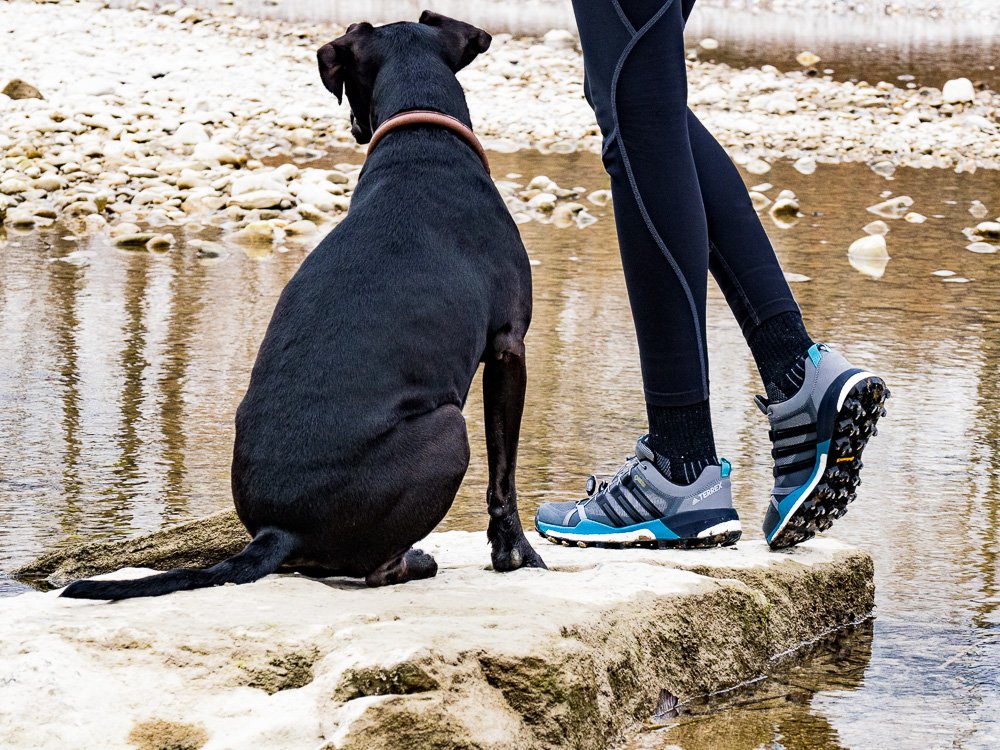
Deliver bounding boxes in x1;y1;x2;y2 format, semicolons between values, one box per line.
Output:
418;10;492;72
317;22;375;103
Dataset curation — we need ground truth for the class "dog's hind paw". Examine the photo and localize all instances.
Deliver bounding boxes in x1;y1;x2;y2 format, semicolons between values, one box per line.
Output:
365;547;438;587
404;548;439;578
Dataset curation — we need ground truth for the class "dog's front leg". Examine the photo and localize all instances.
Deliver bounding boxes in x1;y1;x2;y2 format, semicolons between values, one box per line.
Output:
483;331;546;571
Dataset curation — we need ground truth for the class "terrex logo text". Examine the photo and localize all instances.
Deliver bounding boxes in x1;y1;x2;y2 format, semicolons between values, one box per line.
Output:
690;481;723;505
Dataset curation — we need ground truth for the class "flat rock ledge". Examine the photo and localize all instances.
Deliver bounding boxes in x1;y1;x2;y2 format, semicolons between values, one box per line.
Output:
3;513;873;750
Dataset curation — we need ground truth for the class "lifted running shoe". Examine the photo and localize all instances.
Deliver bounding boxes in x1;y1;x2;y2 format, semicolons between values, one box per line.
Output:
534;437;742;549
760;343;890;549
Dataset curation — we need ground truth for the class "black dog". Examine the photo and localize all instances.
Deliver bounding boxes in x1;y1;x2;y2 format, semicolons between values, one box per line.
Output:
62;11;545;600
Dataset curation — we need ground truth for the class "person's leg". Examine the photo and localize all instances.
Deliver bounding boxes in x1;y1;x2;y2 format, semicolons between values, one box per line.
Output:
688;113;815;400
532;0;751;548
574;0;717;483
676;1;814;400
677;0;888;550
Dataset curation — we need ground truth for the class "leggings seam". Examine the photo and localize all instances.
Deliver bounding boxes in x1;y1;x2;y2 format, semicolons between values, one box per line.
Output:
610;0;637;34
602;0;633;157
709;238;760;328
609;0;709;400
602;125;619;157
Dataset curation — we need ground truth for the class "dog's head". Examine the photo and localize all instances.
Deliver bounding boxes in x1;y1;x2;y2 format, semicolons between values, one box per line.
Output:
316;11;492;144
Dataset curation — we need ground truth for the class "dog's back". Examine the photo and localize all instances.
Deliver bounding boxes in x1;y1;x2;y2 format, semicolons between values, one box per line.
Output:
232;135;529;520
240;133;524;431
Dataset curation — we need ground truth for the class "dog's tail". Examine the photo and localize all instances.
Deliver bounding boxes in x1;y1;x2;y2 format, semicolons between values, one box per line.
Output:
59;527;297;601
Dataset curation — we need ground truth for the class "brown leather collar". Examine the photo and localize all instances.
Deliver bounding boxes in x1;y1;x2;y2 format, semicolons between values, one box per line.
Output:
366;110;491;174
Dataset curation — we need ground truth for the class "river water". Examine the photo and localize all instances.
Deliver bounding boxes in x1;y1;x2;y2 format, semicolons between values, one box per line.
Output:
1;146;997;748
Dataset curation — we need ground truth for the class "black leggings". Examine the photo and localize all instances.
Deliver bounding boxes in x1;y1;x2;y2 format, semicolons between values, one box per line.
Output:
573;0;802;406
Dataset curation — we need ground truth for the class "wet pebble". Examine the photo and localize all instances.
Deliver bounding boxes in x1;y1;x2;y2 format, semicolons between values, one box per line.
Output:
551;202;585;228
114;232;157;248
146;233;175;251
796;51;821;67
849;234;889;259
230;220;280;246
867;195;914;219
527;192;557;212
749;191;771;211
770;189;800;218
966;242;997;254
847;233;890;278
190;239;229;258
793;156;816;175
53;249;97;265
4;208;36;227
586;189;612;207
285;219;318;236
745;158;772;175
528;175;558;193
975;221;1000;238
869;160;897;179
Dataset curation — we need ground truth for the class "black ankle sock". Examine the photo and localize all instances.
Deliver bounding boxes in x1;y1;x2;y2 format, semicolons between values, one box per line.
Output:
645;400;718;485
747;311;815;402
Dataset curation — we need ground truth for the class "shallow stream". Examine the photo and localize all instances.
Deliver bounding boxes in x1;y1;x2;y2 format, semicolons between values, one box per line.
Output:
1;153;998;747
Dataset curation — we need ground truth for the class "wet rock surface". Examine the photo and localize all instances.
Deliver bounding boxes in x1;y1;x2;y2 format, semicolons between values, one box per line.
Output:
4;516;874;749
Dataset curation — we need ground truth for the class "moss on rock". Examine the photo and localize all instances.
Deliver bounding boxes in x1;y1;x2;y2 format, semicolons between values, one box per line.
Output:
334;658;441;700
13;510;248;587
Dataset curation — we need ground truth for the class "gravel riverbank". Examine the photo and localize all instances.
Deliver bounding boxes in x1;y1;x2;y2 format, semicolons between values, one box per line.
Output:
2;0;998;244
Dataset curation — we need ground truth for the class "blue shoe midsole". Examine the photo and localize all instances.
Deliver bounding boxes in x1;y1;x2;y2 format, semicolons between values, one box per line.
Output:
765;368;874;543
536;508;739;541
766;440;831;544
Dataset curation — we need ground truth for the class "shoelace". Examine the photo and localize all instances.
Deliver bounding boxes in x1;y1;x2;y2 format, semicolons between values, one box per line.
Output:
579;454;638;508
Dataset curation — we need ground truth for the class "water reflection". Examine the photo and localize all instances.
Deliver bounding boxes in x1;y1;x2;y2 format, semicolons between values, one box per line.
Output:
625;622;874;750
0;226;302;562
684;9;1000;91
0;151;998;746
48;237;86;538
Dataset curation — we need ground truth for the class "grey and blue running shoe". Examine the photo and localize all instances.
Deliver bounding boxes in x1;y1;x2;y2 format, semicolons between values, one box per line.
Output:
760;343;890;549
534;437;742;548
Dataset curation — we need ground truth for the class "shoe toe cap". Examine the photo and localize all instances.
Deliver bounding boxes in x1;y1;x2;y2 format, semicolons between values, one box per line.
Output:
535;500;580;528
762;500;782;538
